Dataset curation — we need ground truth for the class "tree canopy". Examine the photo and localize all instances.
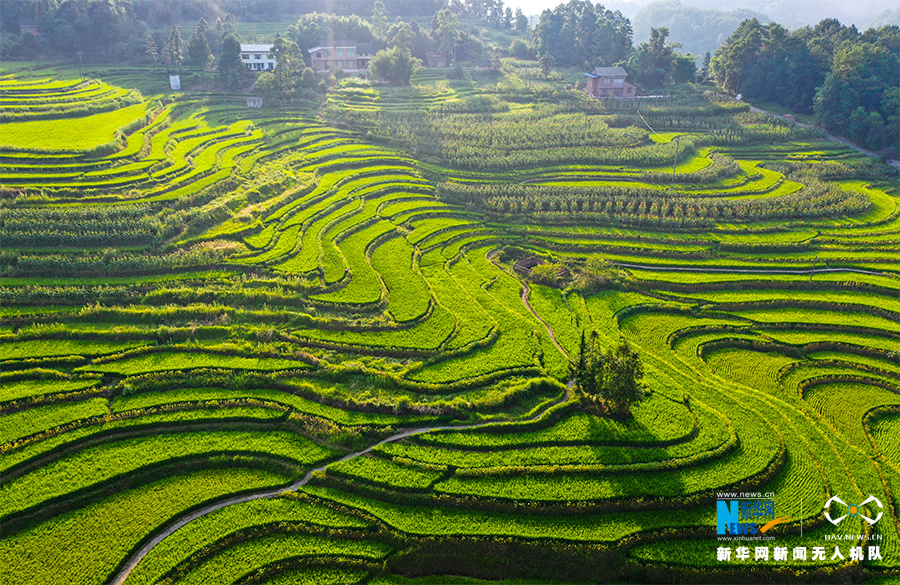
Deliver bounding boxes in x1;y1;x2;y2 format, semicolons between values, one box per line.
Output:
711;18;899;154
533;0;632;68
625;27;696;88
369;47;421;85
570;333;646;418
218;31;244;90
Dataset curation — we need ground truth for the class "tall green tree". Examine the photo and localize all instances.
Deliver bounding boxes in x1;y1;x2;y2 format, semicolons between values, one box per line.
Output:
698;51;711;82
539;52;555;77
433;9;461;62
570;333;646;418
167;24;184;69
286;13;375;56
218;31;244;90
711;19;827;113
187;20;211;67
387;21;414;53
259;37;306;102
625;27;695;88
514;8;528;32
144;34;158;64
369;46;421;85
371;0;389;41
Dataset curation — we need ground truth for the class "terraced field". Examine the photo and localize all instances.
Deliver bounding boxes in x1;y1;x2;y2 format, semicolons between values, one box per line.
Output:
1;65;898;584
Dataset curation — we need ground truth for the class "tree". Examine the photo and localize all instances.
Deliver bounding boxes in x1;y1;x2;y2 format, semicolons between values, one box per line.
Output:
569;333;646;418
625;27;680;88
167;24;184;69
571;256;627;292
300;67;317;89
814;41;899;153
187;21;211;67
144;34;158;63
530;262;564;286
369;47;422;85
533;1;632;68
515;8;529;32
388;21;414;52
371;1;388;41
434;9;460;62
539;52;555;78
503;7;512;29
218;31;244;90
698;51;711;82
262;37;306;102
509;38;528;59
711;19;828;112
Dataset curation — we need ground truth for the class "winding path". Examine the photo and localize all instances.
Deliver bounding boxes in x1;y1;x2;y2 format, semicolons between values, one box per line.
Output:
109;388;571;585
520;282;571;360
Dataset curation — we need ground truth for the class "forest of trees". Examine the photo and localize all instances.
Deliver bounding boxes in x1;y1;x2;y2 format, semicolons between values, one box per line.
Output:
532;0;632;68
711;18;899;153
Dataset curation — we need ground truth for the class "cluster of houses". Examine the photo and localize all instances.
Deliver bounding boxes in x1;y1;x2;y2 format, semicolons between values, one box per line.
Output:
241;43;638;99
18;16;639;100
18;16;637;99
239;43;375;73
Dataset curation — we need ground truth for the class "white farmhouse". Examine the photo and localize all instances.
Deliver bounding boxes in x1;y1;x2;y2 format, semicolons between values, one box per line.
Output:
240;44;276;71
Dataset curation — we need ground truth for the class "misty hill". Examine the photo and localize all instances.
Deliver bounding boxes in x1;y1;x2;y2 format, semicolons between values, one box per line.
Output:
632;0;768;56
605;0;891;30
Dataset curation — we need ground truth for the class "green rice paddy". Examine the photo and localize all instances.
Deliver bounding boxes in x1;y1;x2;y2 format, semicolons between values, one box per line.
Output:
1;65;898;585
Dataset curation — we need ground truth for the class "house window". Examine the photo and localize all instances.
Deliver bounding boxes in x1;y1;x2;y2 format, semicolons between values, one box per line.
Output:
349;50;355;56
337;50;343;56
254;54;262;59
604;78;612;85
241;54;248;59
316;52;322;58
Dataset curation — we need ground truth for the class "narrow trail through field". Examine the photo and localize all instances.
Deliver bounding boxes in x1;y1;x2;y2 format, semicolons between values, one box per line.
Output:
521;282;570;361
484;248;571;361
109;384;573;585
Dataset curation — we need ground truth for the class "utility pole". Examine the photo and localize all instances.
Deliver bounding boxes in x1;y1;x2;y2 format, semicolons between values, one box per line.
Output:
671;135;681;182
78;51;86;82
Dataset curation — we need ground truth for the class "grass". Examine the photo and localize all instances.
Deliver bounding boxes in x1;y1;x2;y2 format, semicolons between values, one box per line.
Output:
126;495;372;585
3;68;900;583
0;468;291;585
0;339;151;360
76;350;312;375
0;398;109;445
371;235;432;323
1;428;334;520
418;392;696;449
0;377;99;404
0;102;148;151
176;533;389;585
